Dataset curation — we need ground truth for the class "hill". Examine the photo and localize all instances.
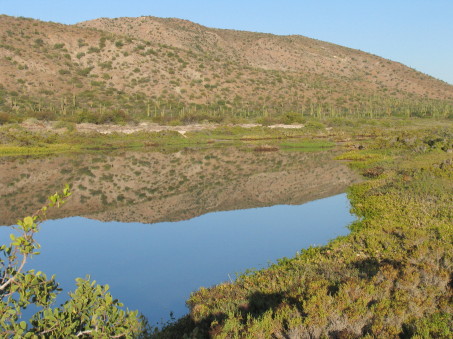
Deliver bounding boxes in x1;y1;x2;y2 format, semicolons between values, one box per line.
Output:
0;15;452;123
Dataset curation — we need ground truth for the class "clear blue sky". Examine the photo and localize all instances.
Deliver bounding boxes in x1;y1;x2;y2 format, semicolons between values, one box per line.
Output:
2;0;452;84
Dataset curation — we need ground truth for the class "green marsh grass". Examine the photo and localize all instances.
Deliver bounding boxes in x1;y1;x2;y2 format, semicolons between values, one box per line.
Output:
152;125;453;339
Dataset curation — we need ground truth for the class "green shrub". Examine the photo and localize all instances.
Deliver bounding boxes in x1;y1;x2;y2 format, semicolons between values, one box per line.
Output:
58;69;70;75
87;46;101;53
34;38;44;46
76;66;94;76
53;43;65;49
0;187;143;337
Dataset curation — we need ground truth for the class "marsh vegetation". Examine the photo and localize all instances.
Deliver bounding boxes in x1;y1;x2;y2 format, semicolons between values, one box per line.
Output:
1;118;452;337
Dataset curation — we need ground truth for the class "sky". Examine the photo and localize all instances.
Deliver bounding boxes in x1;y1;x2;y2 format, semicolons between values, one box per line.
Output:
1;0;452;84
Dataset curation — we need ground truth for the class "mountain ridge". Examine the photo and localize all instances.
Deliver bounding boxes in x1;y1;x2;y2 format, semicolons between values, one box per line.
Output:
1;14;452;122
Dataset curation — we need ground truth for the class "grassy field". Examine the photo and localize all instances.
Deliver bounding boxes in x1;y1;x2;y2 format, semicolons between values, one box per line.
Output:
150;122;452;338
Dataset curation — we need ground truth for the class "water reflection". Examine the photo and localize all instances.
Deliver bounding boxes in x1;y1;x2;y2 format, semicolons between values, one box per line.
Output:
0;194;355;325
0;148;360;324
0;148;359;225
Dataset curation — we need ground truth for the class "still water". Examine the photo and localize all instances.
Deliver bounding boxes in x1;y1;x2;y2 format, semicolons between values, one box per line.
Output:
1;193;354;325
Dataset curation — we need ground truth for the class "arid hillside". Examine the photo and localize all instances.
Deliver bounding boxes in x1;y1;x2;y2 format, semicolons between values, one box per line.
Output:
79;16;453;97
1;15;452;122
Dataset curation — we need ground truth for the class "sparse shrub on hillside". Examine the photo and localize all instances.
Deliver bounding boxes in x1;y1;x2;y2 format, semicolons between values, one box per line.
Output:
76;66;94;77
99;61;113;70
99;36;107;49
77;38;88;48
142;48;157;56
134;44;145;51
53;43;65;49
87;46;101;54
58;69;70;75
90;80;105;87
33;38;44;47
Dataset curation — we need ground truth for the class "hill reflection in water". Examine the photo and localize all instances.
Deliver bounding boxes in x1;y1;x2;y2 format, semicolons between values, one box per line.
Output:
0;147;360;225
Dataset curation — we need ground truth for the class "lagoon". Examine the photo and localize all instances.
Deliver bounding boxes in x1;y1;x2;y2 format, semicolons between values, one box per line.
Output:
1;193;354;325
0;148;359;325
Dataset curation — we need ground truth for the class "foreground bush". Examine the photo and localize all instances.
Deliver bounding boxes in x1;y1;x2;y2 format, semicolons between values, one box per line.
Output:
0;186;143;338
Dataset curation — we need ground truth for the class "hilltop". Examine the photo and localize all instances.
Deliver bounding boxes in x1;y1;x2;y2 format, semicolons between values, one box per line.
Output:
0;15;452;123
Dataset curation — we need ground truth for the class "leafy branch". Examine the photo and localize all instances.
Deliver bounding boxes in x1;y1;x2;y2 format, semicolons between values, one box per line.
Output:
0;185;143;338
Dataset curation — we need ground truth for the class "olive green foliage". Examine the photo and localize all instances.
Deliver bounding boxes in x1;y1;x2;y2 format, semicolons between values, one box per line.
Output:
0;186;143;338
154;126;452;338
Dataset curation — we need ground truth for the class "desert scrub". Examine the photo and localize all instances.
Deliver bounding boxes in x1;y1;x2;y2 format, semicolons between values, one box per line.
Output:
152;126;453;338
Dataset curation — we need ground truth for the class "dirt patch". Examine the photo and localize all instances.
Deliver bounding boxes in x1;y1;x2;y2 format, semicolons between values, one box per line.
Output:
17;121;306;134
